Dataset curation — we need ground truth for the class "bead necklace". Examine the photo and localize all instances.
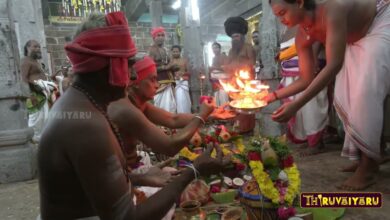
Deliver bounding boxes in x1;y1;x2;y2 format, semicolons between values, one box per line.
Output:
72;82;130;182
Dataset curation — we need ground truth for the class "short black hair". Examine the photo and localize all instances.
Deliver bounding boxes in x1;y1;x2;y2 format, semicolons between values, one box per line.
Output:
212;42;221;49
269;0;316;10
24;40;34;56
171;45;182;52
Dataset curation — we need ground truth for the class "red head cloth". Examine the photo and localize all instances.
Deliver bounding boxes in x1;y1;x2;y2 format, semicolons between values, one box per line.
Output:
65;12;137;87
151;27;165;38
132;56;156;84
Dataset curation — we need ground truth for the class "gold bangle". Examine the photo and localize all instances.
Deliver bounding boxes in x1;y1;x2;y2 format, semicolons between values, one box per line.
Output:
194;115;206;125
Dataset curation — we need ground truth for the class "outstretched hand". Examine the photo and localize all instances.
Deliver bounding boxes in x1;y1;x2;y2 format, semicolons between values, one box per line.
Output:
271;101;299;123
193;143;231;177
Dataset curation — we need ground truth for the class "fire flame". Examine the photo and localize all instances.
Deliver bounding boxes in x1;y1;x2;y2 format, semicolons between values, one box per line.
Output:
219;69;269;109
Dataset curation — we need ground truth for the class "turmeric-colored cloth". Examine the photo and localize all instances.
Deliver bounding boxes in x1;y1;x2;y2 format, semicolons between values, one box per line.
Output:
336;3;390;161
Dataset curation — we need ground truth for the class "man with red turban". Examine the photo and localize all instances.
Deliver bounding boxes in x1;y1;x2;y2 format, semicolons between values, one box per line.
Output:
109;56;219;219
109;56;216;176
148;26;179;113
37;12;228;220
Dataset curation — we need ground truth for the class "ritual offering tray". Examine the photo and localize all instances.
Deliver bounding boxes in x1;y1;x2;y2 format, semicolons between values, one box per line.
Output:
229;99;266;115
218;70;270;115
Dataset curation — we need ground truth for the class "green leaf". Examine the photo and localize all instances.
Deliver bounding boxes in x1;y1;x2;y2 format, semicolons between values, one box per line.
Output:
268;167;282;181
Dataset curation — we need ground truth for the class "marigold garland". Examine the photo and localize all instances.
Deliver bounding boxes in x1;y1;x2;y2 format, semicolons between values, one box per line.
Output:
249;160;300;205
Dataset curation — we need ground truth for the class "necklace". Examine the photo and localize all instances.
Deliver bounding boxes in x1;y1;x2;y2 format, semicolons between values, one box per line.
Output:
72;82;130;182
156;45;169;65
303;7;326;41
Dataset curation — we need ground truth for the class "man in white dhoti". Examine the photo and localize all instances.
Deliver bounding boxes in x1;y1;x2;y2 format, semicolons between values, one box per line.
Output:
268;35;329;157
21;40;56;142
148;27;178;113
269;0;390;190
170;45;192;113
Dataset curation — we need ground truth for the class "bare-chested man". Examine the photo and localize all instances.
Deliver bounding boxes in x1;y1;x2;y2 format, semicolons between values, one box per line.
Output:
21;40;46;107
21;40;46;84
21;40;56;142
208;42;229;106
38;12;228;220
268;0;390;190
223;16;257;134
252;30;263;68
149;27;179;113
109;56;215;178
170;45;192;113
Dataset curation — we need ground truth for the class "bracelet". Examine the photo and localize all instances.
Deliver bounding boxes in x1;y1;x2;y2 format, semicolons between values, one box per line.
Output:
273;91;279;100
184;164;200;180
194;115;206;125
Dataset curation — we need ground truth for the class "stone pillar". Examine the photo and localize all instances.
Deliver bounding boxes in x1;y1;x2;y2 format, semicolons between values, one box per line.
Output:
257;0;284;137
0;0;35;183
9;0;48;71
149;0;163;27
180;0;205;112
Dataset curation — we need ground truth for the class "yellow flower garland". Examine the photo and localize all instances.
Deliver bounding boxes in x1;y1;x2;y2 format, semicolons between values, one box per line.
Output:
249;161;300;205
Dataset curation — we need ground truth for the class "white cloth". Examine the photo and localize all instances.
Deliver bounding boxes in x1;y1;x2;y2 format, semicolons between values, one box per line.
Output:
336;4;390;161
175;80;192;113
55;75;64;95
281;75;329;146
29;102;49;143
214;89;229;107
154;84;177;113
28;80;57;142
280;51;328;147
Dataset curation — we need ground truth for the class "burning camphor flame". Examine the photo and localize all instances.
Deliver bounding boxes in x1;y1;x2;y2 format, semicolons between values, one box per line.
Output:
219;69;269;109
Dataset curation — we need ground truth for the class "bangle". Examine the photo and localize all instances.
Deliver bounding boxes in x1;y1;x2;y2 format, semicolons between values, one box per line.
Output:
194;115;206;125
273;91;279;100
184;164;200;180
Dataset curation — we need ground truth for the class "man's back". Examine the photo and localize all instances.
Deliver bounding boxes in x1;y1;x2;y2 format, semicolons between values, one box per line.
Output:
38;88;127;219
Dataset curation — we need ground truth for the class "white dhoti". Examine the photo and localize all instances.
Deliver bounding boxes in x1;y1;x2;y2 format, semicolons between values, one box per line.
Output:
335;4;390;161
280;55;329;147
175;80;192;113
29;102;49;143
28;80;57;142
154;83;177;113
214;89;229;107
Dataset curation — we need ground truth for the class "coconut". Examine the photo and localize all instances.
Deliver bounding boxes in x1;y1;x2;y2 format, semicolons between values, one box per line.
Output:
224;176;233;187
209;179;222;186
243;175;252;181
233;178;244;188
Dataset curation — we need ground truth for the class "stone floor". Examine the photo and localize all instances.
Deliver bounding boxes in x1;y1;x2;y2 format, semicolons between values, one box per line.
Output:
0;143;389;220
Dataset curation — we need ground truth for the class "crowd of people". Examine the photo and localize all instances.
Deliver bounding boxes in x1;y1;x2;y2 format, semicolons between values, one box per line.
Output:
17;0;389;218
